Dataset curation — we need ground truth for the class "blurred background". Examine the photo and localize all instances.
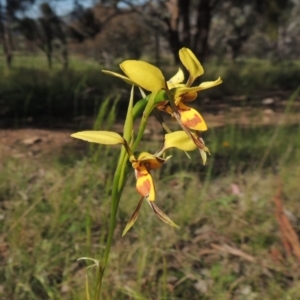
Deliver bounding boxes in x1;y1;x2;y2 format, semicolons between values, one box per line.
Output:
1;0;300;299
1;0;300;125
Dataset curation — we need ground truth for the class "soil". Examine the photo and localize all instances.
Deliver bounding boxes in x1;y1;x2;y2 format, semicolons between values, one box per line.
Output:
1;99;300;161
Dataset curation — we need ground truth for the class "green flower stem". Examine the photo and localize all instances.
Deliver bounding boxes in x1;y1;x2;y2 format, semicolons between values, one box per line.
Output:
93;89;165;299
94;86;134;299
94;146;129;300
132;90;166;122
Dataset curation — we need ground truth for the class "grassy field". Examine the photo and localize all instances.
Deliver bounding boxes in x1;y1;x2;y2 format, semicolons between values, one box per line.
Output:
1;54;300;299
1;108;300;299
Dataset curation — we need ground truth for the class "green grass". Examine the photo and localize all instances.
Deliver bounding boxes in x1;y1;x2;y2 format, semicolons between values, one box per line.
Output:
1;117;300;299
203;58;300;97
1;53;300;298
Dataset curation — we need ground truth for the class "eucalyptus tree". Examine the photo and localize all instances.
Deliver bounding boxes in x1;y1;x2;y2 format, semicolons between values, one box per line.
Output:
19;2;68;69
0;0;34;68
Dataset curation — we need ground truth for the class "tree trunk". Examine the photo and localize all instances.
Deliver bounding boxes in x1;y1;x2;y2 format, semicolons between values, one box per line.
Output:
46;50;52;69
62;45;68;70
1;1;14;68
193;0;213;62
3;38;13;68
179;0;190;47
164;0;182;63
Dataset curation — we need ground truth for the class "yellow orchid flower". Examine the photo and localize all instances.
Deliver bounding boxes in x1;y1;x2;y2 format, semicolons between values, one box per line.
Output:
155;130;209;165
103;48;221;132
102;48;220;163
103;48;221;131
123;151;179;236
130;151;169;201
158;47;222;132
71;130;179;235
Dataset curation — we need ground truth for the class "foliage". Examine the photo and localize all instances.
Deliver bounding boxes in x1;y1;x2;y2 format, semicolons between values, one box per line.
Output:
18;3;68;69
2;0;300;69
1;55;300;128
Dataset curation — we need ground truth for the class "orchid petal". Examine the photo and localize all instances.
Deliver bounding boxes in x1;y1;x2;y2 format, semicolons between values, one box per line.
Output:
167;68;185;89
163;131;197;152
178;77;223;94
120;60;166;92
177;103;207;131
71;131;124;145
179;48;204;86
198;77;223;89
135;166;155;201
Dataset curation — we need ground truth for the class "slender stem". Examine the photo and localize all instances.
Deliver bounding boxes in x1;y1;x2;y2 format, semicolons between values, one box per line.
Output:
94;147;128;300
93;90;165;298
94;86;136;299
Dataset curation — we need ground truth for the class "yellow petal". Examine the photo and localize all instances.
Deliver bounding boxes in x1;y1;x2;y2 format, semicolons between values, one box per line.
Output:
102;70;135;85
149;201;179;228
178;77;223;94
177;103;207;131
122;196;144;237
71;131;124;145
198;77;223;89
164;131;197;151
167;68;185;89
135;166;155;201
120;60;165;92
179;48;204;85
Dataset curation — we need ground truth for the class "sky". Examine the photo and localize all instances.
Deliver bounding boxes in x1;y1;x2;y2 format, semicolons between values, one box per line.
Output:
24;0;96;18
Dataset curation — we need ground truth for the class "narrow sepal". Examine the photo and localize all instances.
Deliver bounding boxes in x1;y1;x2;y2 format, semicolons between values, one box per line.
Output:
199;149;207;165
149;201;180;228
102;70;135;85
122;196;144;236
